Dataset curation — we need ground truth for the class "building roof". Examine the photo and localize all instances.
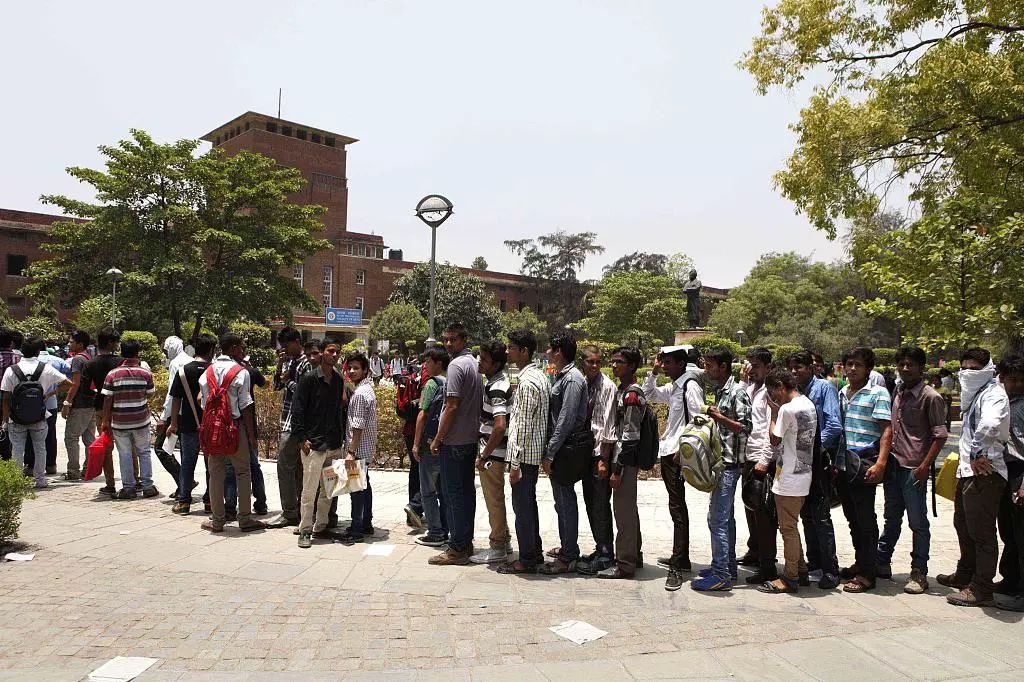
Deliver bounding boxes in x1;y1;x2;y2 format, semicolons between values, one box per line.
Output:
0;208;87;232
340;230;386;245
200;111;359;147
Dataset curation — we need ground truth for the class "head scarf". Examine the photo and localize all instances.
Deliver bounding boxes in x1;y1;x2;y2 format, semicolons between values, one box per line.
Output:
959;361;996;408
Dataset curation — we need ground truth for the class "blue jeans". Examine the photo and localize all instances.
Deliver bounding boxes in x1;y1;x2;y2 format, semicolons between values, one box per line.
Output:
418;451;448;538
177;431;204;503
511;464;542;567
551;477;580;561
9;421;48;485
707;465;740;580
224;443;267;513
877;461;930;573
112;427;153;490
349;468;373;538
439;443;477;553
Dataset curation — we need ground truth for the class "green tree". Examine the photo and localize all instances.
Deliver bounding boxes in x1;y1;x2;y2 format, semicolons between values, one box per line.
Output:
856;196;1024;351
0;299;12;328
471;256;488;271
708;252;878;360
24;129;329;339
743;2;1024;238
603;251;697;286
499;306;546;342
73;295;120;338
368;303;429;350
575;271;686;350
505;230;605;330
120;330;163;368
388;263;501;344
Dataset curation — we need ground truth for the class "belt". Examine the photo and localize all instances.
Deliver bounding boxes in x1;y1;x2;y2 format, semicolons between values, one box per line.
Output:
723;463;740;470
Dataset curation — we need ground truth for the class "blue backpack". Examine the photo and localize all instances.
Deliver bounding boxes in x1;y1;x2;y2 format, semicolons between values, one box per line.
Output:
423;377;446;440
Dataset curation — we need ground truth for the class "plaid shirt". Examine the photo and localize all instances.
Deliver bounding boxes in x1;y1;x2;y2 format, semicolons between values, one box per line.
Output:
346;377;378;460
274;354;312;431
715;376;752;464
0;348;21;378
508;364;551;468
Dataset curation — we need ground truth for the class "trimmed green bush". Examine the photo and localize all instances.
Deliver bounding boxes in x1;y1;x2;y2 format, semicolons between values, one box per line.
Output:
873;347;897;366
0;460;33;546
120;330;163;368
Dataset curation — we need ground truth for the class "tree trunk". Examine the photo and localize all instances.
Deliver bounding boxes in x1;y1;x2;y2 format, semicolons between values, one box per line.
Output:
190;314;204;346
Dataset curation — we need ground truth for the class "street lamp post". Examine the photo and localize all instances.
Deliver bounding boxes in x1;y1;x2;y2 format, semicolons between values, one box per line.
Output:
105;268;123;330
414;195;454;344
736;329;745;347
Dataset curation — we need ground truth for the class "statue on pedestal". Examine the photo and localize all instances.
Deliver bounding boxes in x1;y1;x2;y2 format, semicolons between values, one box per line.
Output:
682;269;702;328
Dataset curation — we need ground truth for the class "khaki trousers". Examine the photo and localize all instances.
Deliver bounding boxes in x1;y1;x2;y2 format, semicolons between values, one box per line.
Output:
208;425;253;525
478;458;511;549
300;447;339;533
613;465;641;575
775;494;807;581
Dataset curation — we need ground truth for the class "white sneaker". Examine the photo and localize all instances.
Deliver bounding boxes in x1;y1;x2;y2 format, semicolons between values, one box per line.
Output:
470;548;512;564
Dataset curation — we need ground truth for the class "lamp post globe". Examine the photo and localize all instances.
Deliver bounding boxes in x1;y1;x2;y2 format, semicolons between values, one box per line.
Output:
736;329;745;346
415;195;454;344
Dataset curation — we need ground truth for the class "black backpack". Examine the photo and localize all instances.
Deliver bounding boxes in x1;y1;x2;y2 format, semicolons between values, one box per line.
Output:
626;386;660;470
10;364;47;425
423;377;446;440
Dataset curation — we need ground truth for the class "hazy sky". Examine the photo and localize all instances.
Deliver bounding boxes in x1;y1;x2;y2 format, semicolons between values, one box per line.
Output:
1;0;847;288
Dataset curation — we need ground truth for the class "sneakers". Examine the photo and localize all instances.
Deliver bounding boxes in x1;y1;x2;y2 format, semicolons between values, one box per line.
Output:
596;566;633;579
416;534;448;547
904;570;929;595
470;547;512;565
577;555;616;576
947;586;994;607
239;520;267;533
691;574;732;591
657;557;692;571
115;487;138;500
665;570;685;591
996;594;1024;612
64;471;83;482
297;530;313;549
171;501;191;515
34;480;49;489
818;573;841;590
98;485;116;497
405;505;426;530
429;549;471;566
141;487;160;499
698;567;738;581
936;572;971;590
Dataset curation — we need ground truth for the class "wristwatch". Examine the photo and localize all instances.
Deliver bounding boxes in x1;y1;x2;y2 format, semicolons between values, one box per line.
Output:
62;400;72;407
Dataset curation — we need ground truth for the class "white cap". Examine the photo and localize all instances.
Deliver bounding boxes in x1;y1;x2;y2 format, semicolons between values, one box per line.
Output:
659;345;694;354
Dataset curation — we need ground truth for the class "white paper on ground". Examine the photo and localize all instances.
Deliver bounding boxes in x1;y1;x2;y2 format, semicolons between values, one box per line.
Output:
3;552;35;562
87;656;159;681
162;432;178;456
119;531;131;535
549;620;608;645
362;544;395;557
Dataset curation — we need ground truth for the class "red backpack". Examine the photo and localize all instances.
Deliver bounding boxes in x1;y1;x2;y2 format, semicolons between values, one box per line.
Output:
199;363;244;456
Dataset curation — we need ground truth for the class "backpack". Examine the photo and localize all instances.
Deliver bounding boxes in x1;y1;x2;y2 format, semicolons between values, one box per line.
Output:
625;386;660;470
199;364;244;456
423;377;446;440
676;412;724;492
395;372;423;423
10;364;47;425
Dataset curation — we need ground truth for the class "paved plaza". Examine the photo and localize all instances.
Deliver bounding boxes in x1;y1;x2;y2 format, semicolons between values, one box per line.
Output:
1;422;1023;681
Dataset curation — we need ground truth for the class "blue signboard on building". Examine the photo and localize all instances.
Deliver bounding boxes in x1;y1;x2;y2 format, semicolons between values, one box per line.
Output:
325;307;363;326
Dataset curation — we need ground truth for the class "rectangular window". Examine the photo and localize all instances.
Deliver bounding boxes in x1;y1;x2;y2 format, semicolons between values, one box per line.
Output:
293;263;304;288
322;266;333;309
266;122;278;133
325;137;336;147
355;297;364;311
244;121;250;131
499;299;507;312
296;129;307;141
356;269;365;285
312;133;321;144
346;244;354;255
281;126;292;136
357;244;366;257
6;254;28;276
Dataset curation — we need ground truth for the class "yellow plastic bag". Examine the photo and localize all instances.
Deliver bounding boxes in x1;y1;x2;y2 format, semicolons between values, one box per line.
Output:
935;453;959;502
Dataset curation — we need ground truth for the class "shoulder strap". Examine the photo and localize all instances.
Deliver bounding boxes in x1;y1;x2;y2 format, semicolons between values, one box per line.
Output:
30;363;45;381
220;364;244;390
680;377;696;423
179;366;201;424
11;365;26;383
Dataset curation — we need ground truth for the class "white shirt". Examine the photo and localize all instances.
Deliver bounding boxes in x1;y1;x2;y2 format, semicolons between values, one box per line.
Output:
589;373;618;458
771;394;817;497
643;366;705;457
1;358;69;422
198;356;252;419
389;357;405;375
369;356;385;378
745;382;774;466
869;370;887;388
958;381;1010;480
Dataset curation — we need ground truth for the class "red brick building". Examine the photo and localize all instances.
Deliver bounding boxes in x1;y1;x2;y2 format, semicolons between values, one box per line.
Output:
0;209;84;323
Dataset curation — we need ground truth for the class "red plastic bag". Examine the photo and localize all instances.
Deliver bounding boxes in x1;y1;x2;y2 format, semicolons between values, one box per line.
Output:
85;431;113;481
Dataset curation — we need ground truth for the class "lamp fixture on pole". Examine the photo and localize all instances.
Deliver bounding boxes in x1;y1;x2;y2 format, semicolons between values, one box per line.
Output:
105;267;123;331
414;195;454;345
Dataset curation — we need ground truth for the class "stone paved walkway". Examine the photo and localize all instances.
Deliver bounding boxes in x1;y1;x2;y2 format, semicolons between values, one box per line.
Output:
1;422;1022;680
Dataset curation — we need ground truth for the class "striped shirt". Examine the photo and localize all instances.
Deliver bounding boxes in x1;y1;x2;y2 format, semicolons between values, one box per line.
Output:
274;354;312;431
101;358;155;430
479;370;512;460
841;383;892;448
508;364;551;468
588;372;618;458
346;377;378;460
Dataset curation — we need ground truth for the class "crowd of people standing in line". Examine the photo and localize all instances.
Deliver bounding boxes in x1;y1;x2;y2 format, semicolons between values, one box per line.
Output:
1;321;1023;611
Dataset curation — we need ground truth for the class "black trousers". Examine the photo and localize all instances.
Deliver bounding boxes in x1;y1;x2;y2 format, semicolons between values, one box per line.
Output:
582;457;614;559
660;455;690;569
838;477;880;580
741;461;778;574
997;461;1024;591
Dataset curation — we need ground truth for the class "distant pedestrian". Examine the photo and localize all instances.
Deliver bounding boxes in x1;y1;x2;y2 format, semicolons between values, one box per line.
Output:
413;347;450;547
61;330;96;481
341;352;378;543
100;339;159;499
165;334;217;515
267;327;311;529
